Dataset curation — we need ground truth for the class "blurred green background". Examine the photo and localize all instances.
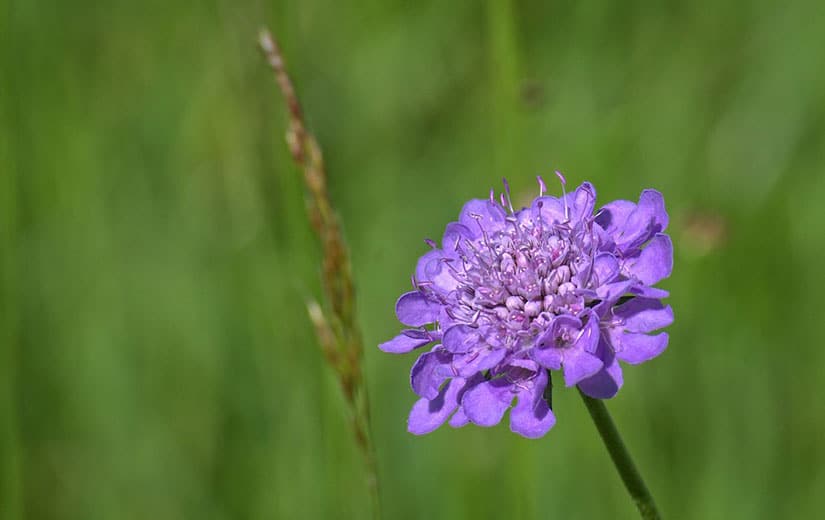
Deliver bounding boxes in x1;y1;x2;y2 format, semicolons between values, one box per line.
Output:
3;0;825;518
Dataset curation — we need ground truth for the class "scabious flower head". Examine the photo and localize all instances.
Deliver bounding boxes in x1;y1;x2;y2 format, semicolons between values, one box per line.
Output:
380;176;673;438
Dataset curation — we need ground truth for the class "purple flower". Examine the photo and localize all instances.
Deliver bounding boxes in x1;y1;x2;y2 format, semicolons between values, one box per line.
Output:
380;176;673;438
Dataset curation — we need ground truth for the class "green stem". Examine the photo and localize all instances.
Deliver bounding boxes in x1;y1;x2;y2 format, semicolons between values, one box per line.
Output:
353;381;381;520
578;389;662;520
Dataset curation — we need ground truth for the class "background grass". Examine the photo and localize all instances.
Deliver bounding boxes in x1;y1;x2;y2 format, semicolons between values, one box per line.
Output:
3;0;825;518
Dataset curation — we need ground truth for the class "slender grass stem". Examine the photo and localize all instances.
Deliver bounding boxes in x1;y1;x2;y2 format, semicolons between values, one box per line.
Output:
259;28;381;520
578;389;661;520
354;386;381;520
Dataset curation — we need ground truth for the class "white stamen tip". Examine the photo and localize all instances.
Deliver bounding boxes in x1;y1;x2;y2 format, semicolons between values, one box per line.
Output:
501;178;515;213
537;175;547;196
554;170;567;186
555;170;569;220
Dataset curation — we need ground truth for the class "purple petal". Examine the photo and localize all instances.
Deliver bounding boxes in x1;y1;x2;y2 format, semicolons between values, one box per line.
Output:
407;377;466;435
577;360;623;399
630;285;670;299
458;199;507;237
536;314;582;349
593;253;620;286
576;311;601;354
507;357;540;373
442;324;484;353
623;233;673;285
614;298;674;333
410;349;451;399
448;408;470;428
531;344;562;370
378;330;431;353
531;196;566;225
532;314;582;370
448;374;484;428
450;347;507;378
591;222;614;251
396;291;440;327
414;249;440;280
461;379;514;427
533;313;598;374
415;250;458;293
640;189;669;232
596;280;635;300
577;338;623;399
615;190;669;252
594;280;636;314
441;222;473;254
510;370;556;438
562;315;603;386
612;332;669;364
562;351;603;387
595;199;636;236
564;182;597;223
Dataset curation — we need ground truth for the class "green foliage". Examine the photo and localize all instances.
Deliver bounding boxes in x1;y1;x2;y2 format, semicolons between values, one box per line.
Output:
2;0;824;518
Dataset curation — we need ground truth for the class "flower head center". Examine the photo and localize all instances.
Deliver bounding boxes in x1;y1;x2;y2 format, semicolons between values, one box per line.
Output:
446;213;597;351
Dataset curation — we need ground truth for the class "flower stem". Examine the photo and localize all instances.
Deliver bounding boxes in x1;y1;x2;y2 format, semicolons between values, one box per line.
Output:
578;389;661;520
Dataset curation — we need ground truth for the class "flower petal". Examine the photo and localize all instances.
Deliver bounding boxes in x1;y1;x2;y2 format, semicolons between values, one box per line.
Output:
563;352;603;387
613;332;669;364
596;280;635;302
595;199;636;236
536;314;582;350
461;379;514;427
450;347;507;378
448;408;470;428
577;361;623;399
410;349;451;399
415;250;458;293
441;222;473;254
531;196;566;225
593;252;620;286
577;338;623;399
594;280;636;317
458;199;507;237
614;298;674;333
378;330;431;354
532;314;582;370
630;285;670;299
564;182;597;223
448;374;483;428
510;370;556;438
615;190;668;252
395;291;440;327
531;344;562;370
562;315;603;386
577;311;601;354
509;357;539;372
623;233;673;285
442;324;483;353
640;189;669;232
407;377;466;435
